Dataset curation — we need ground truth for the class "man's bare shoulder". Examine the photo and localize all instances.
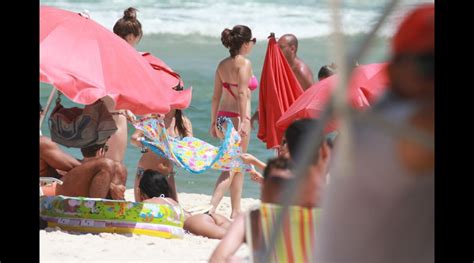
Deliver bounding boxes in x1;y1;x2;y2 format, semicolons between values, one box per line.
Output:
295;58;313;74
235;56;252;68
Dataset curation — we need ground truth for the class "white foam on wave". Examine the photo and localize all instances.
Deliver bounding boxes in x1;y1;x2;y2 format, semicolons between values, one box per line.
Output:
40;0;433;39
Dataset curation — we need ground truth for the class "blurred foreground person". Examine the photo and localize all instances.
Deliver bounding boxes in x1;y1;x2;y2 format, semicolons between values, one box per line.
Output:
314;4;434;263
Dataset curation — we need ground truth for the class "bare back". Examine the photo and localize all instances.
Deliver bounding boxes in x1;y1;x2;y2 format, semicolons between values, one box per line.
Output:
216;56;252;114
292;58;315;91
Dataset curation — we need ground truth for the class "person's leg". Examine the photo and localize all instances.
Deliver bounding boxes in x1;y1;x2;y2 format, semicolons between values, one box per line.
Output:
208;213;232;229
229;172;243;219
210;171;234;213
184;214;228;239
228;120;250;219
112;161;127;185
56;158;114;198
109;161;127;200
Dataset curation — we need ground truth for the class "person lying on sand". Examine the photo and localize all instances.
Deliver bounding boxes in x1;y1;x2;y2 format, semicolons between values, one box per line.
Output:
136;169;232;239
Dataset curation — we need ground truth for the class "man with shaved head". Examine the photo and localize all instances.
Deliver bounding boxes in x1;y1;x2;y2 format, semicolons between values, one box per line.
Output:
278;34;315;91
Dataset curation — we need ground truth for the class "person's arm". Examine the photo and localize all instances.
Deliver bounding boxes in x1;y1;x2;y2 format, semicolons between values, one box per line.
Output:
209;213;246;262
299;63;315;91
237;60;252;137
249;170;264;185
123;109;137;123
210;69;223;138
240;153;266;171
40;136;81;171
250;110;259;130
130;129;145;148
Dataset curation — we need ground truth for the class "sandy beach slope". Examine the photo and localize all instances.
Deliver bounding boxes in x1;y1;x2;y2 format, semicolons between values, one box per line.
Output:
40;189;260;262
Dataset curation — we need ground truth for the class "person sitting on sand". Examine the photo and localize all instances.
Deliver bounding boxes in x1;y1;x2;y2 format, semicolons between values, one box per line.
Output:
136;169;232;239
209;157;294;262
40;102;126;199
210;120;336;261
40;140;126;199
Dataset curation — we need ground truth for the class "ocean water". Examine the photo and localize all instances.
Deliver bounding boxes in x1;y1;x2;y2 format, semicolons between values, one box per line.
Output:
39;0;433;199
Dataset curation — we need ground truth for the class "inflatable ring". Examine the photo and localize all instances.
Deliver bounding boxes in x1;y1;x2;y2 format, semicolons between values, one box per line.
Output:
40;195;185;239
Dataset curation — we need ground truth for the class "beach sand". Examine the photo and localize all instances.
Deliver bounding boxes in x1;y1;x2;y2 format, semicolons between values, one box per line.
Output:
40;189;260;262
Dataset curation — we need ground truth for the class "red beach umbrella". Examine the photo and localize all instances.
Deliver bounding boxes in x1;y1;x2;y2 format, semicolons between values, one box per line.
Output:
257;34;304;149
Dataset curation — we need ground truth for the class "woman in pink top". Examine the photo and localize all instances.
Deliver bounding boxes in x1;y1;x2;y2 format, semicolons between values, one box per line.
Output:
209;25;257;218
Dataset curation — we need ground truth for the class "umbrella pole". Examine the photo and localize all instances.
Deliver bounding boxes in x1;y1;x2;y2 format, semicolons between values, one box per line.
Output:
40;87;57;130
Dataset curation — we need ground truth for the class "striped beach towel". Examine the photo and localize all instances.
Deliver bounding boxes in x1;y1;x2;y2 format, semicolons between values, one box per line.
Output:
246;203;322;263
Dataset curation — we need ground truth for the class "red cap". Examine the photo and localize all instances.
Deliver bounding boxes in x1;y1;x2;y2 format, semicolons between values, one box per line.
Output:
392;4;434;55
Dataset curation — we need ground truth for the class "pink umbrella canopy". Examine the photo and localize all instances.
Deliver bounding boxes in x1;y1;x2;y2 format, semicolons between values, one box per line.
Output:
40;6;191;115
141;52;192;110
276;63;389;132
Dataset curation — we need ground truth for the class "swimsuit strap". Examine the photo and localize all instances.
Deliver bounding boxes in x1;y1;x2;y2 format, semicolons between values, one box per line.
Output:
159;195;176;206
222;82;238;99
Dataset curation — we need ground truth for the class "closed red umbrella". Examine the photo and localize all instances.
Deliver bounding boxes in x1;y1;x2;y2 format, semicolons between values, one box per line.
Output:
40;6;191;115
257;34;304;149
276;63;389;132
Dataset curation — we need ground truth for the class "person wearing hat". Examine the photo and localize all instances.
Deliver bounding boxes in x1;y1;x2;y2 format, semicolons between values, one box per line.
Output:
40;103;127;200
314;4;434;262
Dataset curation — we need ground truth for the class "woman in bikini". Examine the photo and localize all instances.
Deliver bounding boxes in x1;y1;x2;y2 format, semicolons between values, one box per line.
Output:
208;25;257;219
130;87;193;203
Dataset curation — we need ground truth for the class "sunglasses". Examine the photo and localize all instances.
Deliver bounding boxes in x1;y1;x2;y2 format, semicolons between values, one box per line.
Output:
249;37;256;44
103;144;109;152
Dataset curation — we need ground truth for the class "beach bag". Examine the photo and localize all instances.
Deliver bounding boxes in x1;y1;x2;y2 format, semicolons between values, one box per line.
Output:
48;94;117;148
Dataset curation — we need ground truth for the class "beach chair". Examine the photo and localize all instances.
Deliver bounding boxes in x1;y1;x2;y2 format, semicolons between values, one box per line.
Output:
246;203;322;263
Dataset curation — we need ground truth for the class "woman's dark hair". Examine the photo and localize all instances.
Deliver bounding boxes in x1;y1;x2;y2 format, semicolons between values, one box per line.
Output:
172;86;190;137
139;169;172;198
221;25;253;58
318;64;336;81
113;7;143;40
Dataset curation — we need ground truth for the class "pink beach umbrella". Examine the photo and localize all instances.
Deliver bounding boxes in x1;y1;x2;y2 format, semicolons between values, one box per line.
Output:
276;63;389;133
141;52;192;110
40;5;192;118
